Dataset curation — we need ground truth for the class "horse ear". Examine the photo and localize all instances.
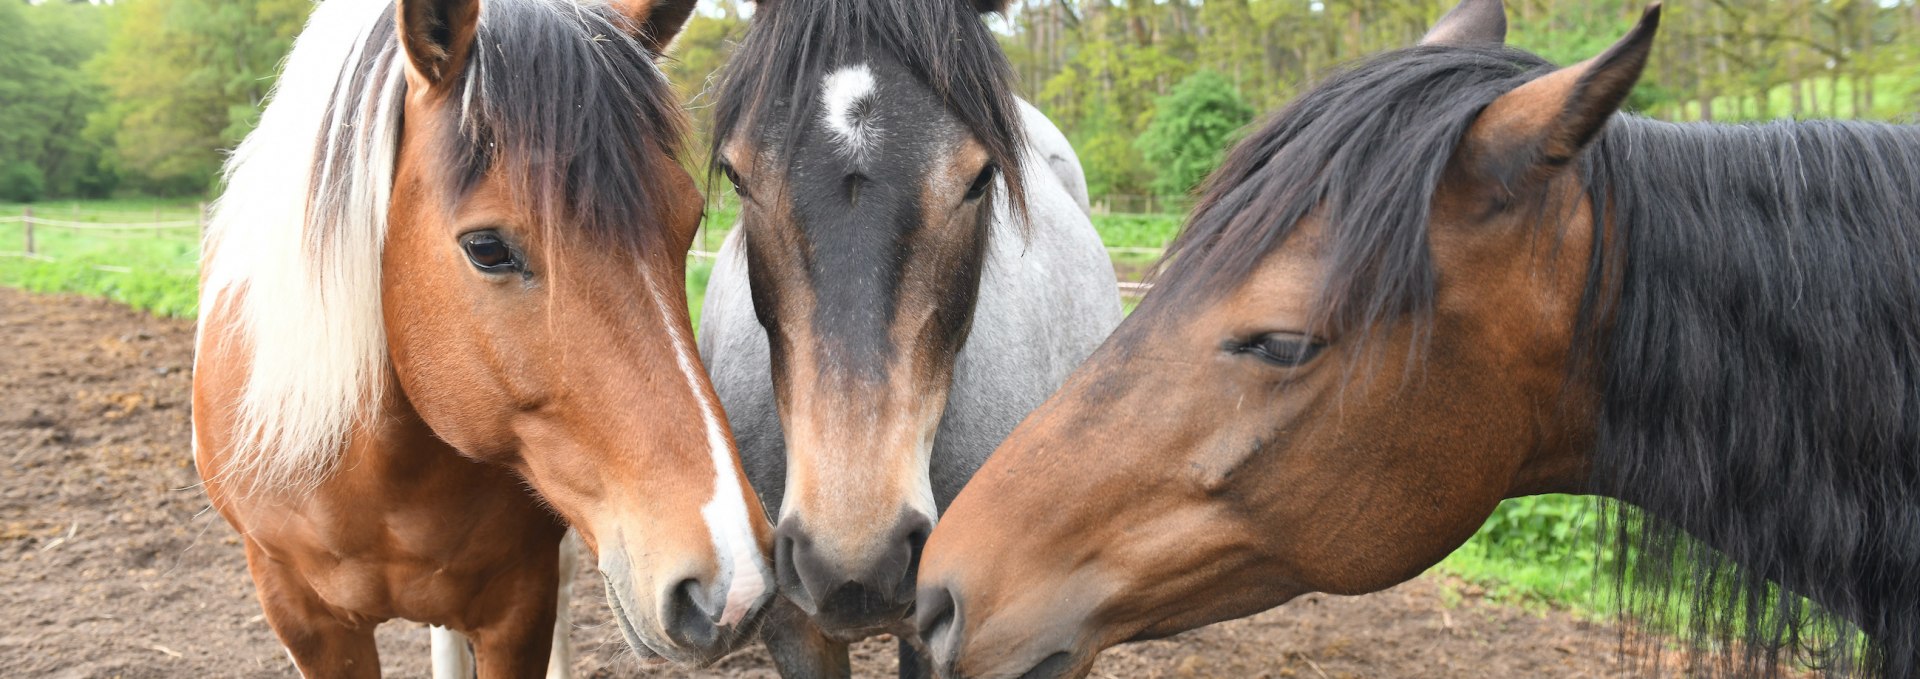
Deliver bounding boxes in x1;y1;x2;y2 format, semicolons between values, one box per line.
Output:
1420;0;1506;47
610;0;701;54
397;0;481;88
1456;4;1659;185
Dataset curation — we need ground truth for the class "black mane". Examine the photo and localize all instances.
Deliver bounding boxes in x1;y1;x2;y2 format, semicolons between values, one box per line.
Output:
1160;43;1920;677
707;0;1027;211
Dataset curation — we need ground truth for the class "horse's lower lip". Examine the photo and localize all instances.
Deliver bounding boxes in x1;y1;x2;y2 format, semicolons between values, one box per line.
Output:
604;576;669;662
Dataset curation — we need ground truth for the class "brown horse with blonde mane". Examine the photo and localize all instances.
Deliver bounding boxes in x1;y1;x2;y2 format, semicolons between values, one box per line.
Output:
919;1;1920;677
193;0;772;675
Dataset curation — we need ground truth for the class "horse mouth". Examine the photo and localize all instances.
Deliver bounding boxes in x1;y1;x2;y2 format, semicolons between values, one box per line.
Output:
603;575;670;666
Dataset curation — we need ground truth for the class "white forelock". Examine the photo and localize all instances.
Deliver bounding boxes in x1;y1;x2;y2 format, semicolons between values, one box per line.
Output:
200;0;401;494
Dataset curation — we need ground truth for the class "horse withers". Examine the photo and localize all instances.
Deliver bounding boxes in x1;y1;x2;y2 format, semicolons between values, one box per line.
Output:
193;0;772;675
696;0;1120;674
918;1;1920;677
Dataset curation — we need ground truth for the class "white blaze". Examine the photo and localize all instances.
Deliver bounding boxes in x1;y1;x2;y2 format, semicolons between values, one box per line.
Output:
640;267;767;627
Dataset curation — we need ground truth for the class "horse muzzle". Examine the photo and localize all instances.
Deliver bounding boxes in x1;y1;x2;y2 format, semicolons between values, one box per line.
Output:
916;579;1097;679
773;511;933;632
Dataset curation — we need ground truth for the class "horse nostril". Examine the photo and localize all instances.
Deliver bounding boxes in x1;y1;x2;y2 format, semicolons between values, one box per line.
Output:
891;513;933;602
662;578;720;650
916;583;959;666
772;522;815;610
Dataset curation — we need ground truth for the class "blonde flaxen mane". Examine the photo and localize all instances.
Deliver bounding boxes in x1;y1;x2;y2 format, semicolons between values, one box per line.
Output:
200;0;403;494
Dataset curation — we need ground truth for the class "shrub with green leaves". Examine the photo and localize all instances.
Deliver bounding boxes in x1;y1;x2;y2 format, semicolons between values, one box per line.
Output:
0;163;47;203
1136;71;1255;197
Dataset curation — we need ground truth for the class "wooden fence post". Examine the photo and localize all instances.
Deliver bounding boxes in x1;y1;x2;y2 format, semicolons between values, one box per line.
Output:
23;205;32;255
197;202;208;239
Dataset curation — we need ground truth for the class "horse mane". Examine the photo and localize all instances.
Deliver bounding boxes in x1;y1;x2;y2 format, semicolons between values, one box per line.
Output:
201;0;684;494
1156;43;1920;677
1589;117;1920;677
707;0;1028;214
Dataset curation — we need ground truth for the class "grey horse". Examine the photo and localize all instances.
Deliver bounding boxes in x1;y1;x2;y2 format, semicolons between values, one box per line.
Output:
695;0;1119;675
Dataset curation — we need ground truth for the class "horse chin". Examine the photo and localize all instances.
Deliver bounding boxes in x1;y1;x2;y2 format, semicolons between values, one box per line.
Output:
603;576;671;664
604;573;766;667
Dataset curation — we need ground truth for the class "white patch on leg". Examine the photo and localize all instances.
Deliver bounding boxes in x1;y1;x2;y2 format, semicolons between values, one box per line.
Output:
546;532;577;679
430;626;476;679
820;64;879;158
640;267;769;628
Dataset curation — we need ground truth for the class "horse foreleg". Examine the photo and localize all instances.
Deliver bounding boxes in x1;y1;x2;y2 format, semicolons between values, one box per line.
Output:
760;599;851;679
466;568;562;679
429;626;476;679
245;542;380;679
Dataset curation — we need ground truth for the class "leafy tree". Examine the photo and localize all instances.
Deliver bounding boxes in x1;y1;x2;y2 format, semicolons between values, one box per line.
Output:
664;0;750;180
1135;71;1253;196
88;0;311;195
0;2;115;199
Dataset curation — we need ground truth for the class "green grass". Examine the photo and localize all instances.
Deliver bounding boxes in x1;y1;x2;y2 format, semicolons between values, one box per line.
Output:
1437;495;1617;616
0;201;203;317
1090;211;1183;250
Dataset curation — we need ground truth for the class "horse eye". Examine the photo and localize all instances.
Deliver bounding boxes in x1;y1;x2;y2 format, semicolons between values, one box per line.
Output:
965;164;998;201
1236;333;1325;367
460;231;517;272
722;165;749;199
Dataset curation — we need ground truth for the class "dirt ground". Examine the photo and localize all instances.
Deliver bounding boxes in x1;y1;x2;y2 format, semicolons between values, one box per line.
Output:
2;287;1645;678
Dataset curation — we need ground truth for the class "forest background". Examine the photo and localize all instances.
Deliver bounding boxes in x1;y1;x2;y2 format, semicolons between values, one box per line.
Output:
3;0;1915;204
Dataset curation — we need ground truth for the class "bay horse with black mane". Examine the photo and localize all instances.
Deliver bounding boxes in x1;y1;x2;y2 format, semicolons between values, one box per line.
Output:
917;1;1920;677
193;0;773;675
696;0;1120;675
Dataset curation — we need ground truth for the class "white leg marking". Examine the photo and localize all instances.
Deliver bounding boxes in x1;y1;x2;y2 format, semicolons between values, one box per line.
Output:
430;626;476;679
546;531;578;679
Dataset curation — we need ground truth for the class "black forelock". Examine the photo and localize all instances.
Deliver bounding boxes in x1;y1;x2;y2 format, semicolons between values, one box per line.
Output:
709;0;1027;215
1149;44;1551;334
443;0;687;251
1149;39;1920;678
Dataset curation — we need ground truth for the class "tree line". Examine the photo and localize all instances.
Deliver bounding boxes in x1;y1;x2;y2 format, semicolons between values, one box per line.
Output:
3;0;1915;202
998;0;1920;195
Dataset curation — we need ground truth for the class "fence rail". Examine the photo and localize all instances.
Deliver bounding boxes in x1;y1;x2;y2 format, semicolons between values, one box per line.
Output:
0;216;201;229
1087;194;1195;216
4;204;206;257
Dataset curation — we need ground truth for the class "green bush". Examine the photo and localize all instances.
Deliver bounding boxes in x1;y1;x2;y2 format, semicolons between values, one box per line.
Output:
1136;71;1255;197
0;163;47;203
1440;494;1618;614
